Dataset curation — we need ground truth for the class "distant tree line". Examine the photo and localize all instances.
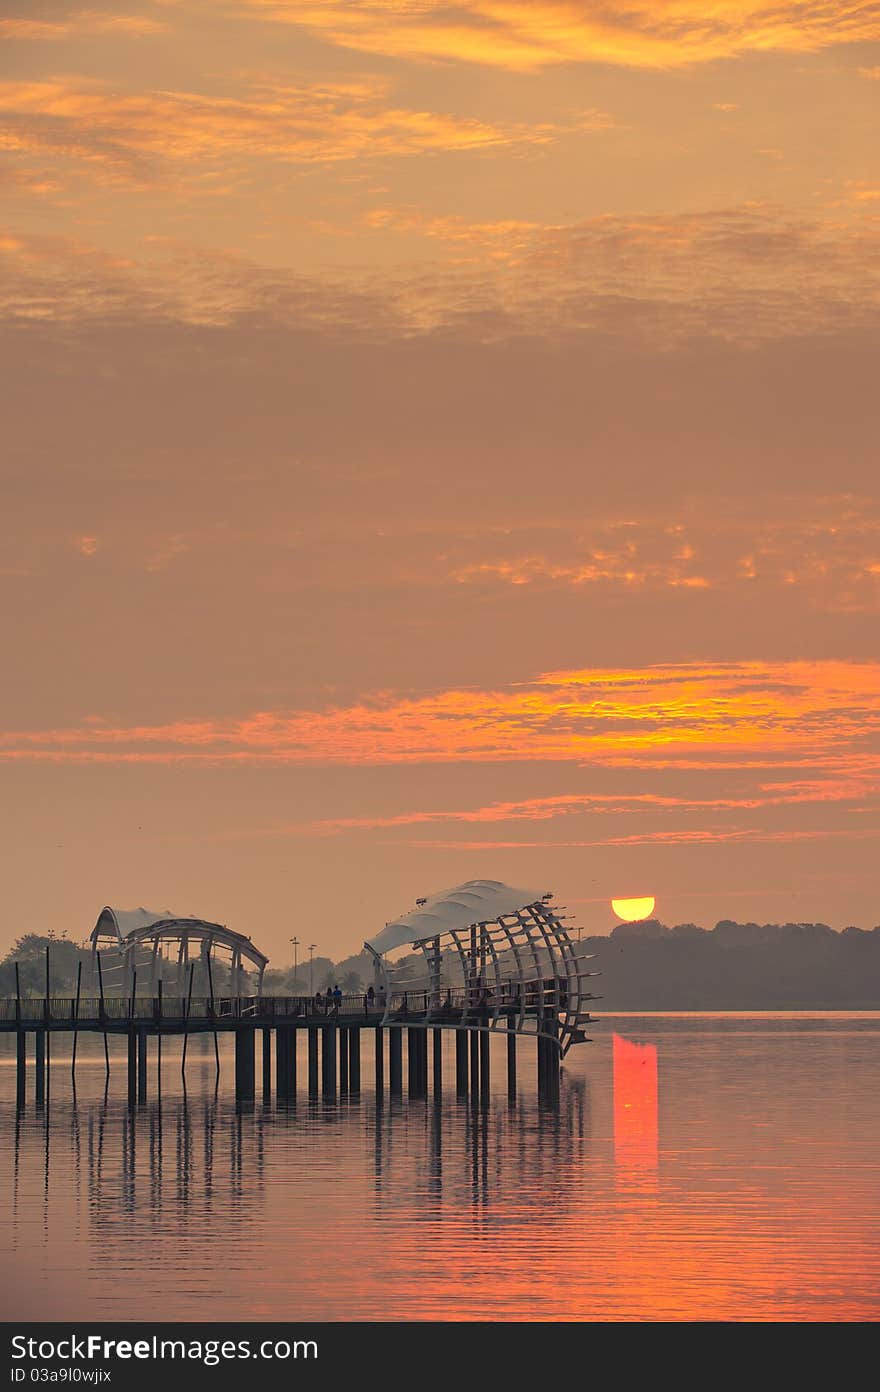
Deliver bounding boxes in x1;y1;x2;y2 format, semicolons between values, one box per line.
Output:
582;919;880;1009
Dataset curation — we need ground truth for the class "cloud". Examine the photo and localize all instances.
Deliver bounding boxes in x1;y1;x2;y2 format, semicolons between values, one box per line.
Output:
312;774;880;831
382;826;880;849
444;500;880;612
235;1;880;71
1;660;879;766
0;74;576;185
0;10;165;41
2;201;879;343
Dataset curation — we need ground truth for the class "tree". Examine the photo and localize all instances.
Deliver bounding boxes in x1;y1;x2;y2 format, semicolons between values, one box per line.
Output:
0;934;90;996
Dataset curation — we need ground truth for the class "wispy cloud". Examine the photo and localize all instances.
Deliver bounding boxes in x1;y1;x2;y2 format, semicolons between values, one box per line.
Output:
1;660;878;767
383;827;880;850
313;776;880;832
0;74;579;186
236;1;880;71
0;10;165;41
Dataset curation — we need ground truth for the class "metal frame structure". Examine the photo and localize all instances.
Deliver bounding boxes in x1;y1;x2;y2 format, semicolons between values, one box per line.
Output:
89;907;268;996
365;879;597;1057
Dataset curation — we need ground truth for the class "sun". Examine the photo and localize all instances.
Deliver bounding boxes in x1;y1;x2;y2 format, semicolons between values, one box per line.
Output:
611;896;656;922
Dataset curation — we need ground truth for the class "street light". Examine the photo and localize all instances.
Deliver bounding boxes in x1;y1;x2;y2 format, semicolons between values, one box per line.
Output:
308;943;316;997
289;936;299;985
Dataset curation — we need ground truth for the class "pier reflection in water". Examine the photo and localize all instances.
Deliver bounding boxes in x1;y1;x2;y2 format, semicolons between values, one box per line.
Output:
3;1017;880;1321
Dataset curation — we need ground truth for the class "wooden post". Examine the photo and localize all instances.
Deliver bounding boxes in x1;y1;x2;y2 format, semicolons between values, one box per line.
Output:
97;952;110;1081
180;961;195;1079
206;950;220;1080
157;978;163;1092
469;1029;479;1096
43;945;51;1101
307;1026;318;1097
432;1028;442;1095
349;1026;361;1094
389;1026;403;1095
507;1029;517;1100
455;1029;468;1096
374;1026;384;1095
71;960;82;1082
14;961;21;1027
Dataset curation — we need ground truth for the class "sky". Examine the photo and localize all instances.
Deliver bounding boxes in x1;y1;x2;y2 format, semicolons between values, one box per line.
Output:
1;1;879;964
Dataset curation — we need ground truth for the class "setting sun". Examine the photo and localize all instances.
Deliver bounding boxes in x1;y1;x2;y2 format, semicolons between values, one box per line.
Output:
611;896;656;922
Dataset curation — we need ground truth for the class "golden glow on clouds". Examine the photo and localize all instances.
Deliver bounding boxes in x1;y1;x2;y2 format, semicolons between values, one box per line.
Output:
240;1;880;70
0;76;548;175
0;12;165;40
2;206;877;343
1;661;878;768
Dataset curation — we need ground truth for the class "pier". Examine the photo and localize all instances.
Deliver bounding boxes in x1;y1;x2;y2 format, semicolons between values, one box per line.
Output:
2;986;587;1106
3;878;598;1109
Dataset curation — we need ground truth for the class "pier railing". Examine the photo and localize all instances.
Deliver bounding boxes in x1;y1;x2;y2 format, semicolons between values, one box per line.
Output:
0;983;574;1028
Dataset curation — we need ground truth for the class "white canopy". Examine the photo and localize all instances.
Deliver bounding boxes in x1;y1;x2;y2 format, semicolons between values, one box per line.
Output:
366;879;547;956
94;906;177;943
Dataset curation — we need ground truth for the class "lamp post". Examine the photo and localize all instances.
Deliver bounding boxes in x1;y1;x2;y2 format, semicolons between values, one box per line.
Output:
308;943;316;997
289;936;299;987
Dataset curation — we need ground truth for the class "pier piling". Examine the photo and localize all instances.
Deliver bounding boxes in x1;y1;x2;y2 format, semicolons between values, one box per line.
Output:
16;1031;26;1108
262;1028;272;1101
321;1025;337;1098
276;1027;296;1101
137;1029;147;1104
348;1027;361;1094
35;1029;45;1105
374;1026;384;1094
307;1027;318;1098
339;1026;349;1094
234;1026;255;1101
455;1029;468;1096
127;1030;137;1107
479;1030;490;1104
389;1026;403;1095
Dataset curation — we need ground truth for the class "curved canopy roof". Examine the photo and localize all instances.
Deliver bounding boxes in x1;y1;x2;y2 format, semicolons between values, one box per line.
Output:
91;907;268;968
93;907;176;942
366;879;548;956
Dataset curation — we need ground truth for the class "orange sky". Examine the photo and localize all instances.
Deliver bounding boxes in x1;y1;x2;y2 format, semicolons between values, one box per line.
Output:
1;2;878;959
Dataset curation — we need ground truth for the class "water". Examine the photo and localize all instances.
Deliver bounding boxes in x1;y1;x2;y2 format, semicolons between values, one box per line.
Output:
1;1015;878;1322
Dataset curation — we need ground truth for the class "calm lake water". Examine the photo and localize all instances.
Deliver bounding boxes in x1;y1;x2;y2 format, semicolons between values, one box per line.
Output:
2;1015;878;1322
